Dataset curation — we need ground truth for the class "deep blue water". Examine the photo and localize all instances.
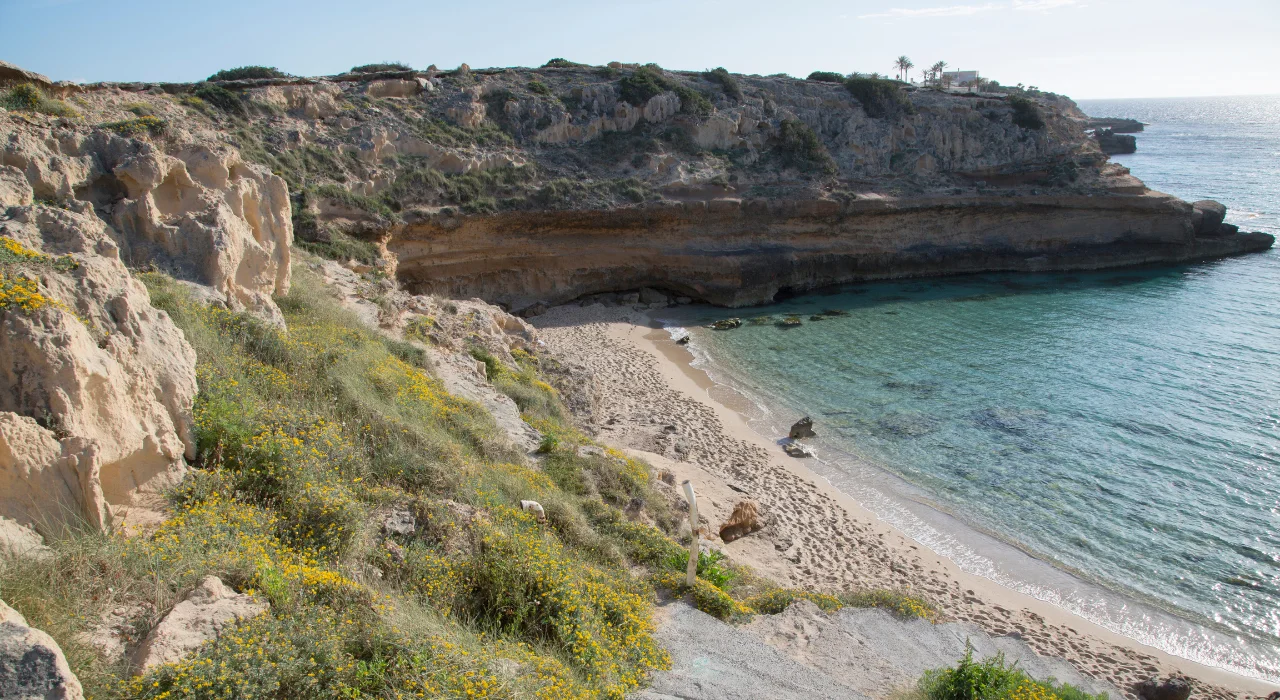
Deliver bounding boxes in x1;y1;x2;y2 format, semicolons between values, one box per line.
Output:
662;95;1280;681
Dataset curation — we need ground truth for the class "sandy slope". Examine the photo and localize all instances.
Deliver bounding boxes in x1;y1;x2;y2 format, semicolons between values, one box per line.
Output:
531;303;1277;699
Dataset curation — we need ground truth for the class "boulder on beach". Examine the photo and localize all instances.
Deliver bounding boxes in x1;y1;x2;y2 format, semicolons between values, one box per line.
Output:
1133;676;1192;700
719;501;764;543
789;417;816;439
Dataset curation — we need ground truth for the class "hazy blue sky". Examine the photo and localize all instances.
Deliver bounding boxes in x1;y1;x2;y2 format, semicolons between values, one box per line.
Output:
4;0;1277;99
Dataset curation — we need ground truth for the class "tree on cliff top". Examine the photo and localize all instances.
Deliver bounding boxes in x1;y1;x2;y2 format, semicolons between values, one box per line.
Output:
894;56;914;82
930;61;948;87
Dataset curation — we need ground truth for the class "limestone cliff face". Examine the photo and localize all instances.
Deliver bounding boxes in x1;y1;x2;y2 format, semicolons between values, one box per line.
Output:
391;192;1272;309
0;205;197;535
3;61;1273;320
0;96;289;537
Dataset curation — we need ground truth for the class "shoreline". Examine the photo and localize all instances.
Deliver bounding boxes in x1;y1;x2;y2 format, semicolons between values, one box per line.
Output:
531;303;1277;699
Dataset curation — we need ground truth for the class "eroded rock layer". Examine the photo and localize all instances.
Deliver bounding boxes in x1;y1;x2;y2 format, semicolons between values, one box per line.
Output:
392;193;1273;310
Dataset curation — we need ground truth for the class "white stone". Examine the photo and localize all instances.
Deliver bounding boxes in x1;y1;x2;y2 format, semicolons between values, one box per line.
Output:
131;576;268;673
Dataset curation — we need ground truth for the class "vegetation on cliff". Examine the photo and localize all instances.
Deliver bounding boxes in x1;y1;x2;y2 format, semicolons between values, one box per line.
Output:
0;255;933;697
903;647;1107;700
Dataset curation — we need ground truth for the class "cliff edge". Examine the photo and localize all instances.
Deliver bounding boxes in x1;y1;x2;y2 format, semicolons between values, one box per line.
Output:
1;60;1271;314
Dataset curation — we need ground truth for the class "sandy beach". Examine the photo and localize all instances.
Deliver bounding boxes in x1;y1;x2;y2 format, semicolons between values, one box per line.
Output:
531;302;1277;700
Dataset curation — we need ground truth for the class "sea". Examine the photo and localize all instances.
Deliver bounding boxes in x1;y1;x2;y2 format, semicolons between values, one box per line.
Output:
658;95;1280;683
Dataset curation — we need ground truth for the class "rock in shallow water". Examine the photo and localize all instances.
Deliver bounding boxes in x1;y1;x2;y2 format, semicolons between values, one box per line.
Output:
789;417;816;439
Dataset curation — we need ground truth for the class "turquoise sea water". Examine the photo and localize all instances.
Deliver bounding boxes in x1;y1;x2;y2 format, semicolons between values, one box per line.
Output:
660;95;1280;682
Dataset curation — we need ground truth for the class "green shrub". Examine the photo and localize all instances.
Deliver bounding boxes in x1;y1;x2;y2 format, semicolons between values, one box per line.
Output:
406;114;513;148
295;230;381;266
839;589;938;621
527;79;552;95
208;66;289;81
674;85;712;117
619;65;670;105
537;433;560;454
807;71;846;83
1;84;79;118
315;184;397;220
1008;96;1045;130
774;118;837;175
666;549;735;588
123;101;154;116
350;62;412;73
101;116;168;138
916;646;1108;700
703;67;743;101
3;267;686;699
845;76;914;118
742;588;843;614
192;83;245;115
542;58;582;68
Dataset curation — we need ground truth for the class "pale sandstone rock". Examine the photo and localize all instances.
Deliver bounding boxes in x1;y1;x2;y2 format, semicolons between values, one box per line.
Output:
365;79;421;99
251;83;343;120
0;61;53;89
0;598;84;700
2;115;292;324
131;576;268;673
0;516;52;560
111;144;292;324
0;208;196;535
0;165;33;208
719;500;764;543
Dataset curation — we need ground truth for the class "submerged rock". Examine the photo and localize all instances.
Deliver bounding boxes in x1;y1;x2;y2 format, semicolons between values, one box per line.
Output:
710;318;742;330
783;441;813;458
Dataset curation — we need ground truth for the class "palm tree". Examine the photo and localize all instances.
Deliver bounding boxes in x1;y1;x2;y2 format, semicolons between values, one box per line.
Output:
930;61;948;87
893;56;914;82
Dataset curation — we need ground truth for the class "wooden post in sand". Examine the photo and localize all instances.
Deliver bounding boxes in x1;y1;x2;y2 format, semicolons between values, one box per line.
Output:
682;480;699;586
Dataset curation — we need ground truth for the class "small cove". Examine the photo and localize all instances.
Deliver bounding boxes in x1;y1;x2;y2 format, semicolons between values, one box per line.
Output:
656;94;1280;682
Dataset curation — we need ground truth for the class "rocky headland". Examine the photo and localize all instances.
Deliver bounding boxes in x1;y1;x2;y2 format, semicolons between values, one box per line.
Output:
1;57;1277;700
2;59;1267;317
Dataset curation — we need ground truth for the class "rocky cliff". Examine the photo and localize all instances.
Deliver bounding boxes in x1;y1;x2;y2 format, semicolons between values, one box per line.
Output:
4;60;1268;314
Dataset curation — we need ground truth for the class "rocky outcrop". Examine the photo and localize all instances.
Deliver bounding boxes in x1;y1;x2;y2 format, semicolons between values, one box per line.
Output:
392;193;1274;311
1192;199;1227;235
718;501;764;543
1134;676;1193;700
788;418;816;440
0;518;52;560
0;206;197;535
1088;117;1144;133
2;115;293;324
1095;128;1136;155
0;598;84;700
131;576;268;673
109;144;293;324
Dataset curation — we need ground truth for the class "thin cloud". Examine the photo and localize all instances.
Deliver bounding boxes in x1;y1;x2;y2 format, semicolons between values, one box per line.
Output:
858;3;1001;18
1012;0;1078;10
859;0;1077;19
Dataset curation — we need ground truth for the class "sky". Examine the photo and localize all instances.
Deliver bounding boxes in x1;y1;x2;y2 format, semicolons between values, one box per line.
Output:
3;0;1278;99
